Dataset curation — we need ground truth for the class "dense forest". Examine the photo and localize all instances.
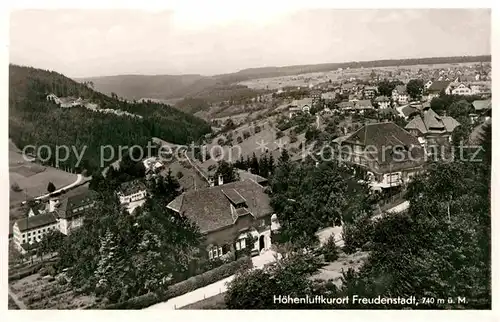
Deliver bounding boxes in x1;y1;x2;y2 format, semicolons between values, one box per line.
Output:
79;55;491;102
9;64;211;172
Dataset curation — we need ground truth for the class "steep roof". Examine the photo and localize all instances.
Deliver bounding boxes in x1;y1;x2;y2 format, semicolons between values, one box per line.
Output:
237;170;268;185
342;122;425;171
427;81;451;92
405;109;460;135
401;105;419;118
337;101;354;109
167;180;272;234
16;212;57;232
55;190;97;219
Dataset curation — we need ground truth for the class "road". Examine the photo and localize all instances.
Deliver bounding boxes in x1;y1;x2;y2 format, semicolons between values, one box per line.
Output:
33;174;85;201
146;250;279;310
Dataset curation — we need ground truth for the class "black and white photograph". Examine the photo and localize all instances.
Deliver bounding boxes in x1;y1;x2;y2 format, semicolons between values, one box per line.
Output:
5;4;493;313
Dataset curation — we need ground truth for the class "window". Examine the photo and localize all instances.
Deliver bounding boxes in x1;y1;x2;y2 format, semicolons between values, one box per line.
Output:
209;246;223;259
260;219;266;227
28;232;31;236
235;238;247;251
28;237;31;242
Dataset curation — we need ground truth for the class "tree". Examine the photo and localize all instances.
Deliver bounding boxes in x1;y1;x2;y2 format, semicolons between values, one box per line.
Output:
406;79;424;100
47;182;56;193
214;160;239;185
250;153;259;175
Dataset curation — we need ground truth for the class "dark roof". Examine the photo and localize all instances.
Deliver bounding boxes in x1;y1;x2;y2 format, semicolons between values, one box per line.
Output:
338;101;354;109
55;190;97;219
118;179;147;196
405;109;460;135
16;212;57;232
401;105;419;117
167;180;272;234
427;81;451;92
342;122;425;171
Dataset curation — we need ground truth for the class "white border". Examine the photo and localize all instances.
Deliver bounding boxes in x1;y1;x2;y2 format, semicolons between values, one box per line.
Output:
1;1;497;321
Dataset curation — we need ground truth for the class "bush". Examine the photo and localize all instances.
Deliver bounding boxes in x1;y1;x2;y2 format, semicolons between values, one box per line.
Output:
105;256;253;309
243;131;251;140
342;214;375;254
176;171;184;179
236;136;243;144
276;131;284;139
11;182;22;192
254;126;261;134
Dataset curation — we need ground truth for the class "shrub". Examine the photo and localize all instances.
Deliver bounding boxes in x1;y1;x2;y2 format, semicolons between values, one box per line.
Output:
105;256;253;309
276;131;284;139
176;171;184;179
242;131;251;140
236;136;243;144
342;214;375;254
11;182;22;192
254;125;261;134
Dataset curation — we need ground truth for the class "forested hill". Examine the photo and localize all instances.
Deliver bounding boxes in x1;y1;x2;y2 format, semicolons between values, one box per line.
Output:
76;55;491;101
9;64;211;172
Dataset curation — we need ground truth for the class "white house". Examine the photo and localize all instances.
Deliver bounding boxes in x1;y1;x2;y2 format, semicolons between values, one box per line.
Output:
143;157;164;173
391;85;409;106
451;83;472;96
117;179;148;213
13;209;59;254
374;96;391;109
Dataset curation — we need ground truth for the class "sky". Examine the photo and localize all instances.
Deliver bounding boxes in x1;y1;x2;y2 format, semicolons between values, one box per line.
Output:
9;8;491;78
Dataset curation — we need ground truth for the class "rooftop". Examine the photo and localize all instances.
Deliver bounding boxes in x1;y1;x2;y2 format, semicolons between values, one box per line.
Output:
16;212;57;232
167;180;272;234
405;109;460;135
118;179;147;196
427;81;451;92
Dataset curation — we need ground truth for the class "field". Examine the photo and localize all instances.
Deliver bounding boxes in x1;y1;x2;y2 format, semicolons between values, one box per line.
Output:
9;273;98;309
9;147;78;205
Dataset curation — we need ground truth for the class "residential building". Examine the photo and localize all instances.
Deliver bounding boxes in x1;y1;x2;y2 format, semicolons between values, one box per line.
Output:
167;179;275;259
337;101;355;112
321;91;337;103
354;100;374;114
116;179;148;213
237;170;268;187
288;98;312;118
363;86;378;99
405;108;460;155
337;122;426;191
424;80;433;90
143;157;164;174
310;89;322;108
374;96;390;109
53;191;97;235
13;211;59;254
451;83;472;96
426;81;452;100
391;85;409;105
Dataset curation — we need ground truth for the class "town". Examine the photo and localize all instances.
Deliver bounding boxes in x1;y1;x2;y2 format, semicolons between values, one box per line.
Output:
7;8;491;312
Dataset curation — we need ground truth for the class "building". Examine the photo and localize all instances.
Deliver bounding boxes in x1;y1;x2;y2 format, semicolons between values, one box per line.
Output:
116;179;148;213
391;85;409;105
13;210;59;254
143;157;164;174
321;91;337;103
53;191;97;235
451;83;472;96
288;98;312;118
310;89;322;108
424;80;433;90
337;101;355;112
354;100;374;113
237;170;269;187
405;108;460;155
167;179;275;259
426;81;452;100
363;86;378;99
374;96;391;109
337;122;425;191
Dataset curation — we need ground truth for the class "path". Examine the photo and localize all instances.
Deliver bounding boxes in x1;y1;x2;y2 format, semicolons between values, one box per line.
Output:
146;250;278;310
8;287;27;309
33;174;85;201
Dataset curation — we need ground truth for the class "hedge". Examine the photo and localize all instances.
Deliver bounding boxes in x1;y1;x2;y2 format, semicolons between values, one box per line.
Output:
105;256;253;309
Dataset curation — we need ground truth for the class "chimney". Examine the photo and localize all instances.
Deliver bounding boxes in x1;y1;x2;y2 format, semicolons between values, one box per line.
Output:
218;174;224;186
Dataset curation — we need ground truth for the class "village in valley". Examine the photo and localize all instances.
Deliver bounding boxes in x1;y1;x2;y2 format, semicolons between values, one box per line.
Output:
7;9;492;311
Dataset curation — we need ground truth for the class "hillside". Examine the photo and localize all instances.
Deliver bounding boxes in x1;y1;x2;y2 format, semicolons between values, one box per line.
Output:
9;64;212;172
75;55;491;102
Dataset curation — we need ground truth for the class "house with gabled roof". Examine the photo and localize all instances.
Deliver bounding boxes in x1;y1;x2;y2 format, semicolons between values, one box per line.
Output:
167;179;275;259
116;179;148;214
337;122;425;191
392;85;409;106
12;210;59;254
405;108;460;155
426;81;452;100
374;96;390;109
